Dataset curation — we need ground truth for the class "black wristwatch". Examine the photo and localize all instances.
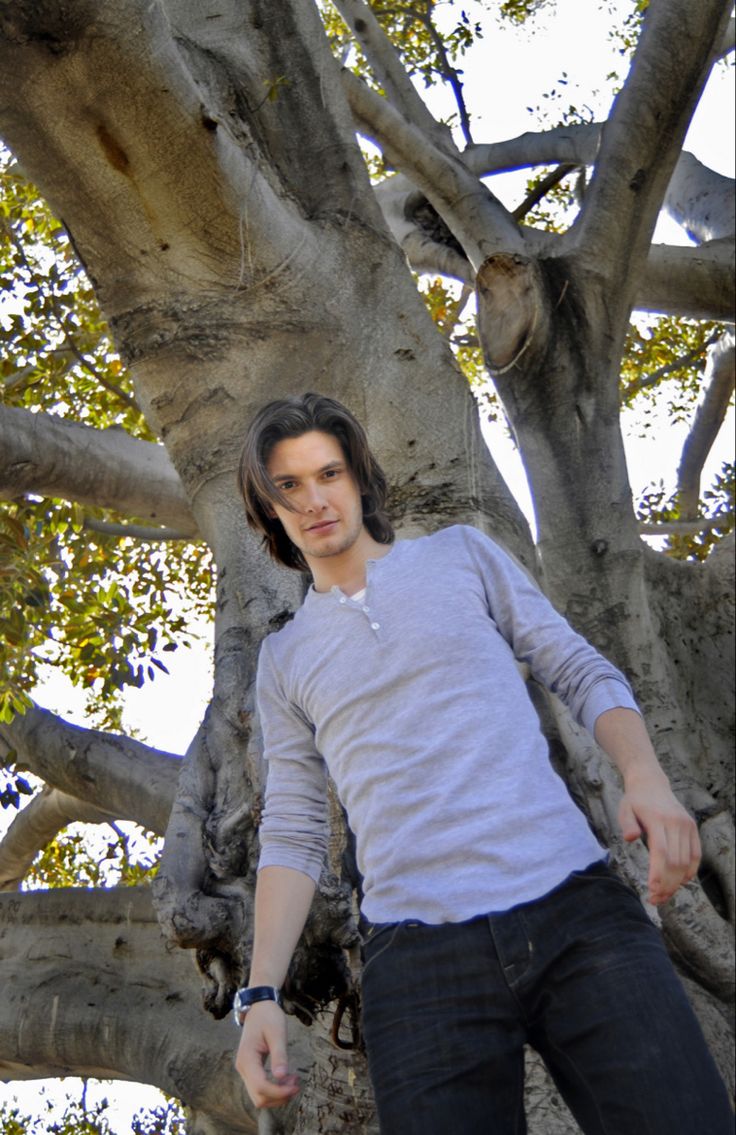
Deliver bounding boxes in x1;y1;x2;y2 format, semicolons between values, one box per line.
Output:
232;985;283;1027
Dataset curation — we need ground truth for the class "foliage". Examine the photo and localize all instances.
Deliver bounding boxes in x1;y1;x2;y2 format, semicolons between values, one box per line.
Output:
620;316;728;426
25;822;162;890
608;0;649;57
636;461;735;561
0;152;215;728
322;0;487;138
0;1098;113;1135
324;1;485;83
498;0;552;25
0;765;32;809
0;152;147;433
131;1100;187;1135
0;1092;187;1135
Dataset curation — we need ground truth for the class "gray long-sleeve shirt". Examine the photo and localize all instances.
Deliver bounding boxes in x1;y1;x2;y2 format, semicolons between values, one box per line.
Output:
257;524;639;923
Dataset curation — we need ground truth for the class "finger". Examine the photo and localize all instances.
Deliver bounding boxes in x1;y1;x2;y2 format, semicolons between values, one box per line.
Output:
264;1032;290;1083
257;1073;301;1108
658;816;700;893
646;822;675;904
618;797;643;843
239;1051;299;1109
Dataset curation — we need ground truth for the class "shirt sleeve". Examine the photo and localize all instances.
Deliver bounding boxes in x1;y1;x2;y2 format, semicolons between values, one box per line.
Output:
465;527;640;734
256;637;329;884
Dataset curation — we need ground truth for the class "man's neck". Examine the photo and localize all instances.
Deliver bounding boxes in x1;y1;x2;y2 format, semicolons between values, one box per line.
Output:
309;530;391;594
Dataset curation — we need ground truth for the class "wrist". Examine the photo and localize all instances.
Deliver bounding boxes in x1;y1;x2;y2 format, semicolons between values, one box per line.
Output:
622;762;670;791
233;984;283;1027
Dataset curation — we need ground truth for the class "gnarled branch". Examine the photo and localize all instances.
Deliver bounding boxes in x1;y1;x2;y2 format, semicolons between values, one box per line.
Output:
0;785;115;891
665;151;736;242
0;705;181;836
677;334;736;518
332;0;452;150
576;0;731;300
342;67;522;269
0;886;265;1133
0;405;198;534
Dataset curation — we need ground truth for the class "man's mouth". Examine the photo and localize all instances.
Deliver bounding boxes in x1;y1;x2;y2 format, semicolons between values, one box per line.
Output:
305;519;338;533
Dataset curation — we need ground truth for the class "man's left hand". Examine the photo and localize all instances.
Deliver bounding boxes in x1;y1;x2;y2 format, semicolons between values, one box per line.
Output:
618;774;700;905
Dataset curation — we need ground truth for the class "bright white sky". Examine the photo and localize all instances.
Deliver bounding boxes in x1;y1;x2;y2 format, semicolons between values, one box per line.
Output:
1;1;734;1129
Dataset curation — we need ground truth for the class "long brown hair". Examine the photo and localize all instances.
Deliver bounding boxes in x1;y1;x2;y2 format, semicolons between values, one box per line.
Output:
238;392;394;571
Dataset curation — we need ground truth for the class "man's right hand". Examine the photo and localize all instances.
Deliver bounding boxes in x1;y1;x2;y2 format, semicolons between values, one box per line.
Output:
235;1000;300;1110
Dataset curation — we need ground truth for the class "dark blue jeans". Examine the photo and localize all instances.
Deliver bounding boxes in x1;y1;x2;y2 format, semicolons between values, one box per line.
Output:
361;861;732;1134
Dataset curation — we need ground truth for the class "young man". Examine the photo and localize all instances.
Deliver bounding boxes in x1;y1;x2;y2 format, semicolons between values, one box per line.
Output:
234;393;731;1133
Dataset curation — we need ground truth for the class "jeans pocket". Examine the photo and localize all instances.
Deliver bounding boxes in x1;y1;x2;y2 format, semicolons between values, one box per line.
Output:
360;921;405;980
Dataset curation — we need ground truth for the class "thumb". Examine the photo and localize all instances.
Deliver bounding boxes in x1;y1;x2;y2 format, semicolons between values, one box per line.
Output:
619;795;643;843
265;1022;290;1081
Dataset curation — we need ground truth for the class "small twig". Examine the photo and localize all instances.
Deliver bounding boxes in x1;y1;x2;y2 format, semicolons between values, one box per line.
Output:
512;163;578;221
413;1;474;146
638;513;734;536
625;330;720;398
83;518;198;542
63;337;139;412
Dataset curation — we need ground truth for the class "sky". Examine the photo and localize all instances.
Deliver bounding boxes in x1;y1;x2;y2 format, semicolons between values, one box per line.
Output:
1;0;734;1129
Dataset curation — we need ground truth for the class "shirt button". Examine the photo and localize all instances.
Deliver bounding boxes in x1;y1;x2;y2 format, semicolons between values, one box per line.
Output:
339;597;346;604
362;606;370;613
371;622;380;630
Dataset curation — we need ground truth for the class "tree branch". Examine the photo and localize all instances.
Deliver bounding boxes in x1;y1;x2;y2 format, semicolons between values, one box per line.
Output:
0;405;198;534
372;172;474;282
717;14;735;57
373;165;734;315
342;68;522;268
0;0;305;299
0;886;267;1132
0;705;181;836
0;786;115;891
664;151;735;242
624;330;721;398
511;163;578;221
463;123;603;178
677;334;736;518
331;0;453;149
575;0;732;299
411;0;474;146
637;238;735;320
82;517;198;542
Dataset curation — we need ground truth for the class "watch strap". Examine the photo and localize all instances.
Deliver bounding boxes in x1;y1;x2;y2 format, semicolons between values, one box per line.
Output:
233;985;283;1026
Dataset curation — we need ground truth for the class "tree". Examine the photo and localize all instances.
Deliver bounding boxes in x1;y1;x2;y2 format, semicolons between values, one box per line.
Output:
0;2;734;1132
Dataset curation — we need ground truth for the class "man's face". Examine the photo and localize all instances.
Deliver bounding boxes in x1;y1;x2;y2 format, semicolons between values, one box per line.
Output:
265;430;366;567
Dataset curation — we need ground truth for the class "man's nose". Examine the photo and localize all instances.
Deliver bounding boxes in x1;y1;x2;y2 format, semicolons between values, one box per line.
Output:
302;482;328;511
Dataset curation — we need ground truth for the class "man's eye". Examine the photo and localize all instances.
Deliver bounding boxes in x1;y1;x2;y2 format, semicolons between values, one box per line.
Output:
280;481;296;491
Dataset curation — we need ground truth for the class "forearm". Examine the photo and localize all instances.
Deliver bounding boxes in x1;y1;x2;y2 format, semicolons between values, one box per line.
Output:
248;864;317;986
593;707;700;903
593;707;668;787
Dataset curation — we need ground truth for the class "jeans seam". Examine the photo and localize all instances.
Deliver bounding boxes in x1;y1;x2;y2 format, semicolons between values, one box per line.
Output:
487;913;535;1029
537;1028;616;1135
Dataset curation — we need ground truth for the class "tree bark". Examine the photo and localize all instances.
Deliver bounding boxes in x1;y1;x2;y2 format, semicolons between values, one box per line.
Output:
0;1;733;1130
0;706;181;836
0;405;196;532
0;886;268;1133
